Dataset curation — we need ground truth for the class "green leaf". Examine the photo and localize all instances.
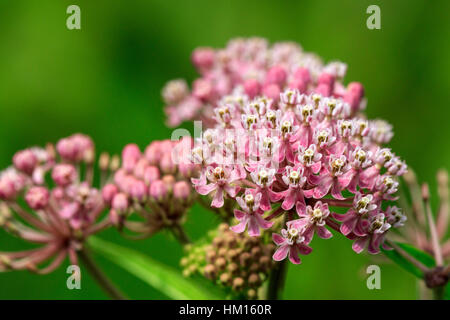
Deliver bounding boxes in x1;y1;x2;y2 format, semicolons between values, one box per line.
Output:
382;241;435;279
444;283;450;300
88;237;224;300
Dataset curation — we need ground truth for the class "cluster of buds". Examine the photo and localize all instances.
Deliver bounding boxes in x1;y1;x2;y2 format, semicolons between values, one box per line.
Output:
182;38;409;265
0;134;111;273
162;37;363;128
102;137;199;238
181;223;275;299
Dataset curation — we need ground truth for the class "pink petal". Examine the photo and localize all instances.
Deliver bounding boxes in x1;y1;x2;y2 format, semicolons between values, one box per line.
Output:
352;237;368;254
255;213;274;229
316;226;333;239
195;183;216;195
259;189;272;211
230;218;249;234
273;244;289;261
272;233;286;245
281;188;296;210
297;243;313;255
332;212;348;222
233;209;247;221
314;180;331;199
338;170;354;190
224;185;240;197
303;225;315;244
295;200;306;216
289;245;301;264
269;189;283;202
340;216;358;236
247;216;261;236
211;188;224;208
311;162;321;174
331;181;345;200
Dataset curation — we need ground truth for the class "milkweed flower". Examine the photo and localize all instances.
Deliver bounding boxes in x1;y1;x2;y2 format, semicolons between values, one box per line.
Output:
103;137;199;238
0;134;111;273
182;38;408;265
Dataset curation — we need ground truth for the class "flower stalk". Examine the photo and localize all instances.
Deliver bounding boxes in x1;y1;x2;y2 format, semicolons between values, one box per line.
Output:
79;246;127;300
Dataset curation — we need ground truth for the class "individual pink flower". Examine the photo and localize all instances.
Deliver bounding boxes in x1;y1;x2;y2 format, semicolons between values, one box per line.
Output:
350;213;391;254
249;166;282;211
297;144;322;184
313;155;350;200
230;190;273;236
194;166;240;208
341;147;373;193
280;166;307;214
272;223;313;264
295;201;333;243
332;192;377;236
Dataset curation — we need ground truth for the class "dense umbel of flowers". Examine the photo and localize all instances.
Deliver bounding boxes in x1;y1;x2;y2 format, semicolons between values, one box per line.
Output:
163;37;361;128
178;38;409;265
181;223;275;299
0;134;112;273
102;137;198;238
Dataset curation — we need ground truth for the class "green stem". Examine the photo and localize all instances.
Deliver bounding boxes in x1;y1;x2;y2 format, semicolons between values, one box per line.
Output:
171;224;191;245
267;259;288;300
432;286;445;300
79;246;127;300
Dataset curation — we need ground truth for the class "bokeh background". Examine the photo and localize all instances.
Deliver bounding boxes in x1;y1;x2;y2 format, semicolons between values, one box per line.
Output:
0;0;449;299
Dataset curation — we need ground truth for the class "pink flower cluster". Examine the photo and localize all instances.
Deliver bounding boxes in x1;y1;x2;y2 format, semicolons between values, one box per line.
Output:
102;137;198;237
0;134;110;273
163;37;360;128
179;38;408;265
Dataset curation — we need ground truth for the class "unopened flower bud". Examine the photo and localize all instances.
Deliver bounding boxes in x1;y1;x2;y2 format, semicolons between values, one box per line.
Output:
112;193;128;213
144;166;160;185
232;277;245;291
145;141;163;165
227;262;239;275
265;65;287;86
99;152;110;171
204;264;216;280
160;153;176;174
192;47;215;70
215;257;227;271
162;79;189;104
25;187;49;210
133;159;148;179
52;164;77;187
13;149;37;175
248;273;261;287
219;272;232;285
243;79;261;99
240;252;251;267
162;175;176;190
173;181;191;201
109;155;120;171
262;83;281;100
122;144;141;173
102;184;118;205
149;180;168;201
130;180;147;202
206;250;217;263
247;289;257;299
0;177;17;200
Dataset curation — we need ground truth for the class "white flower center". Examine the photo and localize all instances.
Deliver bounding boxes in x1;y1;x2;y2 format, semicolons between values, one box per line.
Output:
213;167;225;179
312;208;323;220
288;227;299;238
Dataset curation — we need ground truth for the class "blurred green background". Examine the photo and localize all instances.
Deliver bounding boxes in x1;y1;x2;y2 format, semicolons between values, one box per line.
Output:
0;0;449;299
